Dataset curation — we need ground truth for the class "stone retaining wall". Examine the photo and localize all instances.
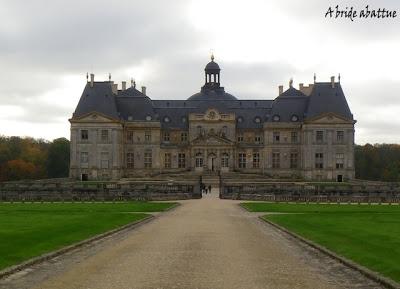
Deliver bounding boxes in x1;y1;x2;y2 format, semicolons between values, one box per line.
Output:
0;180;201;201
220;181;400;203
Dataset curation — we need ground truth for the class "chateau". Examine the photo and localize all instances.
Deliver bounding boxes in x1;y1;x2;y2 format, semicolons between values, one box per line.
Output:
69;57;356;181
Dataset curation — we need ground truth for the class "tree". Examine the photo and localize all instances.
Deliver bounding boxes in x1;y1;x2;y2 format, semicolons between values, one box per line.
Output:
1;159;37;181
46;138;70;178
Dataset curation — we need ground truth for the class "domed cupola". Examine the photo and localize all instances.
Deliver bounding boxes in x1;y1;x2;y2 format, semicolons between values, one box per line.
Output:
204;54;221;88
186;55;237;101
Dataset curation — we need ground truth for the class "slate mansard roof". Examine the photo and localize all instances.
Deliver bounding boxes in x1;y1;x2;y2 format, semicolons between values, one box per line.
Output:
72;60;354;128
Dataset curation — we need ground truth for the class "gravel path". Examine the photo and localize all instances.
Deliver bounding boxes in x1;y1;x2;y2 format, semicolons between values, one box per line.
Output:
0;191;384;289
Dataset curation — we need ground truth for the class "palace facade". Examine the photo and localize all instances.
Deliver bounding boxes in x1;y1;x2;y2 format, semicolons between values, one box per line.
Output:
69;57;356;181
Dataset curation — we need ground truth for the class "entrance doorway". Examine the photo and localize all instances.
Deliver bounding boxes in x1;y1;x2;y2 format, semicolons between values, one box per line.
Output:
337;175;343;182
208;154;217;172
81;173;88;181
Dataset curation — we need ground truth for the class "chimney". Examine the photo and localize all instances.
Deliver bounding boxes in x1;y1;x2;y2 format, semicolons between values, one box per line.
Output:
331;76;335;88
141;86;146;95
122;81;126;91
299;83;304;90
90;73;94;87
112;83;118;94
278;85;283;95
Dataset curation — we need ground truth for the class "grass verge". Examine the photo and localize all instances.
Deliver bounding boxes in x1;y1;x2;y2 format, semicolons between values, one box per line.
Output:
242;202;400;283
0;202;176;270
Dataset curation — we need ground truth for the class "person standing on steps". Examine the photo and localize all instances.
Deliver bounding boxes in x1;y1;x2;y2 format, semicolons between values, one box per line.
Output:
208;185;212;194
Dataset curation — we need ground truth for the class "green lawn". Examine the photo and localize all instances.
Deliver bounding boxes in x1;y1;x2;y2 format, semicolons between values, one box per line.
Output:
0;202;176;270
242;202;400;283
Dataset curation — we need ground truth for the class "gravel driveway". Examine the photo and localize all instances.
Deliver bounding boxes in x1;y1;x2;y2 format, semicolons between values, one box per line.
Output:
0;191;384;289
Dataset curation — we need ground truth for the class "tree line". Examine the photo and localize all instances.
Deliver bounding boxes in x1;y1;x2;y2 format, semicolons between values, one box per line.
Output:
0;136;399;182
0;136;70;182
355;144;400;182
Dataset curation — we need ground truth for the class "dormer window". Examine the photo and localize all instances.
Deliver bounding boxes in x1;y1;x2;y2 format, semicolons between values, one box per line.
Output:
291;115;299;122
163;116;170;123
237;116;243;123
145;115;152;121
272;115;280;122
254;116;261;123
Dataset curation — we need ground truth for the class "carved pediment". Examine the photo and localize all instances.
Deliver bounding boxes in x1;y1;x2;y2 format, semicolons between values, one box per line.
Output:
305;112;355;124
191;134;234;146
70;112;120;123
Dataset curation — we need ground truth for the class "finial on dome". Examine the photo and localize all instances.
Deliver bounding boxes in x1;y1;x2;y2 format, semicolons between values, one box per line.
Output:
211;53;214;62
314;73;316;83
108;73;111;81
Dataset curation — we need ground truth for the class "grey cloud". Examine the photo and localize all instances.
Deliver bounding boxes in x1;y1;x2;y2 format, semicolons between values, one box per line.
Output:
0;0;399;143
0;0;201;73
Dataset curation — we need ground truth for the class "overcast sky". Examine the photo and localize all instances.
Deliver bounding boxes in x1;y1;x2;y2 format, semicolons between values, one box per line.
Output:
0;0;399;144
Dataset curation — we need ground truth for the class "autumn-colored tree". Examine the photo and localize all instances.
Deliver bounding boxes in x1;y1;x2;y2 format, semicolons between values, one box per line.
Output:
1;159;37;181
0;135;68;181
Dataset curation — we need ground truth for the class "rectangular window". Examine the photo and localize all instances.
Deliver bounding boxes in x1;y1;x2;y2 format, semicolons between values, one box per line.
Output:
237;133;244;143
164;153;171;168
81;130;88;141
316;131;324;143
290;153;298;169
273;131;280;143
127;131;134;143
272;152;280;168
145;131;151;143
126;152;134;169
80;152;89;163
336;153;344;169
255;135;262;144
337;131;344;142
101;130;109;142
178;153;186;168
238;153;246;168
195;154;203;167
100;152;109;169
315;153;324;169
163;131;170;142
221;154;229;168
181;132;188;142
253;152;260;168
144;150;152;168
291;132;298;143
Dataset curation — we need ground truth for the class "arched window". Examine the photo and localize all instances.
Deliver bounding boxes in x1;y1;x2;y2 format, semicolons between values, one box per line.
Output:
222;126;228;136
195;153;203;167
221;153;229;168
197;126;203;136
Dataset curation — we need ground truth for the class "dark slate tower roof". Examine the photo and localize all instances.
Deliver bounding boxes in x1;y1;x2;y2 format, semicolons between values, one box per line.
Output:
71;59;354;127
270;86;308;122
278;86;306;98
73;82;119;119
305;82;353;120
